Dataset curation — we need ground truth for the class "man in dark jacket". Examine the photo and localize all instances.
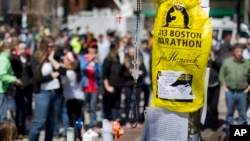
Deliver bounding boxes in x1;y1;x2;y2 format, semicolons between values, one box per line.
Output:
203;51;221;131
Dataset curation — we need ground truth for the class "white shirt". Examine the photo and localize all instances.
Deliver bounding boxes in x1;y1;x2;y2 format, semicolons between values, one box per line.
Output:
141;49;151;85
40;62;60;90
118;47;126;65
243;48;250;60
61;70;85;100
98;39;110;65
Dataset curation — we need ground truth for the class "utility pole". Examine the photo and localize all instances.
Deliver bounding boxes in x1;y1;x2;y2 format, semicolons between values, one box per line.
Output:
244;0;249;24
2;0;7;24
63;0;69;23
56;0;64;35
50;0;64;36
51;0;57;35
236;0;241;34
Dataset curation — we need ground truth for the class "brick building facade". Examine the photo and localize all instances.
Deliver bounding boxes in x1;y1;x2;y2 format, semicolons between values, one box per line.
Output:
67;0;118;14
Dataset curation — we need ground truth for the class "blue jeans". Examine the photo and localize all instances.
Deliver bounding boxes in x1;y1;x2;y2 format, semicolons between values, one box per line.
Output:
15;87;32;129
85;92;98;127
124;86;141;122
141;84;151;108
140;84;152;123
61;98;70;136
7;95;15;121
0;94;7;123
29;90;61;141
225;90;247;134
53;93;63;137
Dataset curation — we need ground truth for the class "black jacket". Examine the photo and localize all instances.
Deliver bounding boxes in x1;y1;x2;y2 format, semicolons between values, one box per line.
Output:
31;57;68;93
102;56;123;88
208;58;221;87
31;57;55;93
122;60;147;87
11;54;33;88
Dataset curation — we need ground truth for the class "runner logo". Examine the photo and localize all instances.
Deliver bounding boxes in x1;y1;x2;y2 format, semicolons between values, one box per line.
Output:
164;5;189;29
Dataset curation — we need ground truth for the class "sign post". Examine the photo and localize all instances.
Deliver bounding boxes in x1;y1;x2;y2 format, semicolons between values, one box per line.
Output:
188;1;211;141
144;0;212;140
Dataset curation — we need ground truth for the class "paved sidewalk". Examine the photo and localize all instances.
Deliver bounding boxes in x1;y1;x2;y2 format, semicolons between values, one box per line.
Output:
16;89;229;141
17;124;143;141
119;88;229;141
200;88;228;141
15;94;144;141
118;127;142;141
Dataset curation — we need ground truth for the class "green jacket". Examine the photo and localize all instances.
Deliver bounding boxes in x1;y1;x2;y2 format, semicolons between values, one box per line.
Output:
219;57;250;90
70;37;82;54
0;52;17;93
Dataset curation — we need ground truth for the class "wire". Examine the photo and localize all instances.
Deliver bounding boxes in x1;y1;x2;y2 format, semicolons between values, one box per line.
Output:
130;80;139;128
130;0;141;128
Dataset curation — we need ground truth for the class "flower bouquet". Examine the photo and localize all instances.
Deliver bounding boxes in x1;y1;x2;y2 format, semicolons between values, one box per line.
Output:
112;121;124;141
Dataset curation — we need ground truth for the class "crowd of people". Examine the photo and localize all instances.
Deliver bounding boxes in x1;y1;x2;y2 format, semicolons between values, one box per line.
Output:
1;23;250;141
204;31;250;141
0;25;153;141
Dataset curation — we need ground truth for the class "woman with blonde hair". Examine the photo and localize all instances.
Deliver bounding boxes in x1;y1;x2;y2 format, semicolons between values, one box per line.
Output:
0;41;22;123
28;36;61;141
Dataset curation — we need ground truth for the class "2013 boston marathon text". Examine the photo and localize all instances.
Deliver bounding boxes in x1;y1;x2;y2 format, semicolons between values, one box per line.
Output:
157;29;202;48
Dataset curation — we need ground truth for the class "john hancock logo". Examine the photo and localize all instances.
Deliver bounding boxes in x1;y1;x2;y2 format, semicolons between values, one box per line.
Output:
163;5;189;29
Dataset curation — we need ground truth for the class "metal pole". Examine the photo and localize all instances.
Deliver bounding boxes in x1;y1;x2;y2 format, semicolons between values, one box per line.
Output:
2;0;7;24
63;0;69;24
236;0;241;34
187;1;210;141
51;0;57;36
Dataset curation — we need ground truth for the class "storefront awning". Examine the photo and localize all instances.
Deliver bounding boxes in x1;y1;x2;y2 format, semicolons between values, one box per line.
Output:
209;9;244;17
142;9;244;17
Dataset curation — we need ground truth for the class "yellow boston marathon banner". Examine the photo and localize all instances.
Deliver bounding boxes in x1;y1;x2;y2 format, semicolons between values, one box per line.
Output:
151;0;212;113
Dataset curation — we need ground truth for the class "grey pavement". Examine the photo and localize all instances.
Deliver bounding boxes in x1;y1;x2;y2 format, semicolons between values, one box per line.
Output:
15;94;143;141
200;88;228;141
15;88;229;141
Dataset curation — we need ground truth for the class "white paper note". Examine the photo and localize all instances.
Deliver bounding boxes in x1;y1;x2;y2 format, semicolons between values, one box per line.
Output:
157;71;195;100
